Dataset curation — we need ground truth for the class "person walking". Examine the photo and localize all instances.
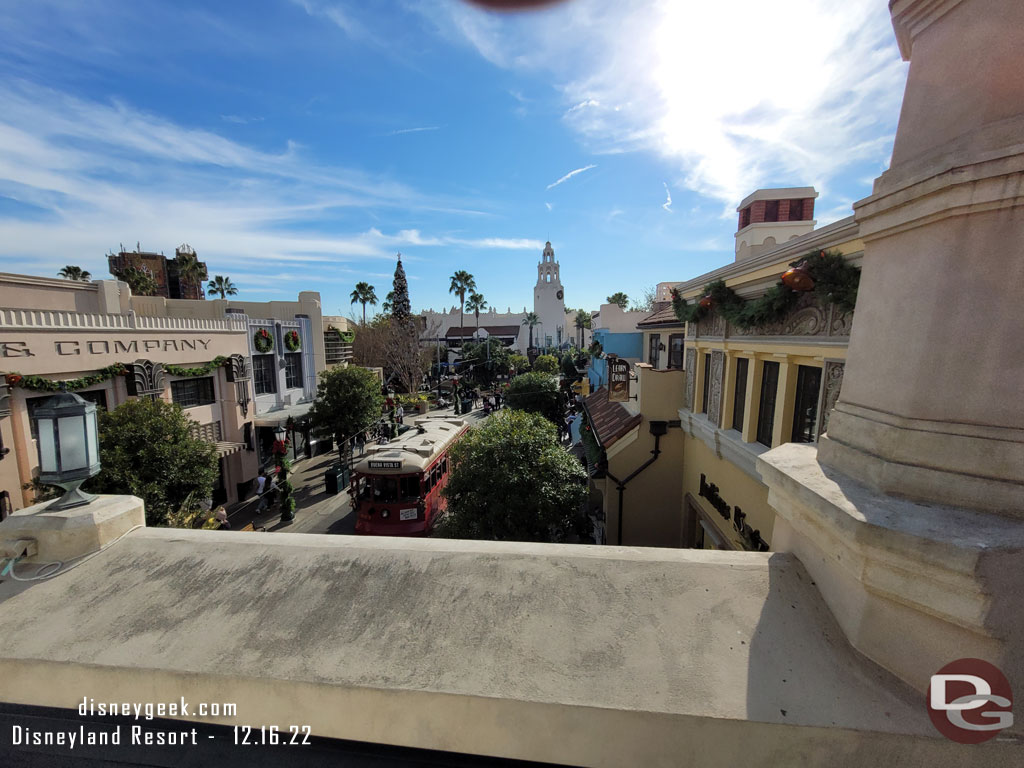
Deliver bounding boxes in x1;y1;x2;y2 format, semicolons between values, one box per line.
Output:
396;404;405;425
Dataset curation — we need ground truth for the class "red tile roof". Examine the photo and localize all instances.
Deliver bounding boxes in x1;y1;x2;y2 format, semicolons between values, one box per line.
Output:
445;325;521;338
584;388;642;449
636;301;685;329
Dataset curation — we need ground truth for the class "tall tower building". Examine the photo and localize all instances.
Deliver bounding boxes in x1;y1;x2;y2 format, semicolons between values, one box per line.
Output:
734;187;817;262
533;241;565;348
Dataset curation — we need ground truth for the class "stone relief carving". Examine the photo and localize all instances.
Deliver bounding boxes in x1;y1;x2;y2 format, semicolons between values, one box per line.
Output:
819;360;845;437
684;348;697;411
829;305;855;336
124;359;165;398
707;350;725;426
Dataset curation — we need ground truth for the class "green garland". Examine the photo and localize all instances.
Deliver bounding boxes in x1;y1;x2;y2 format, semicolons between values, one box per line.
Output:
672;249;860;330
163;356;229;378
7;357;231;392
254;327;274;353
336;328;355;343
284;330;301;352
4;364;128;393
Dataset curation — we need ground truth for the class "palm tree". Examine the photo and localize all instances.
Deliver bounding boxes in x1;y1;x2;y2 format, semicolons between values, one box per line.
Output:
466;291;487;337
380;290;395;315
574;309;592;349
607;292;629;309
57;266;91;281
522;311;540;350
350;282;378;325
206;275;238;299
448;270;476;346
175;250;206;295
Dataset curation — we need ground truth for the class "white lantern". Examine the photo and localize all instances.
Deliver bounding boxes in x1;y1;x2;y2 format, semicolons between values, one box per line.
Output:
32;391;101;510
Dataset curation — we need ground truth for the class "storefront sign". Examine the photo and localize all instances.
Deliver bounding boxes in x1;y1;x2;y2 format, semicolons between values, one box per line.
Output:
608;357;630;402
1;339;213;358
699;473;770;552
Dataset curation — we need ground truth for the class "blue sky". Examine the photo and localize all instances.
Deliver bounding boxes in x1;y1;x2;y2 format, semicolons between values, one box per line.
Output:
0;0;908;318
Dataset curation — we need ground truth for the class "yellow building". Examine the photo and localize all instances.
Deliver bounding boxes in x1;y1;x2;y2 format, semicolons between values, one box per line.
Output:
670;197;863;551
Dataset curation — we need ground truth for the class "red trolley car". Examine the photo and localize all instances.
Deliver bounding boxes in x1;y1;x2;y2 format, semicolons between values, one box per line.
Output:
351;417;469;536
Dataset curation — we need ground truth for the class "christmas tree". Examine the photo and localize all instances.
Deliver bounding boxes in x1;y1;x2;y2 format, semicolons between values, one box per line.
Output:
391;253;412;322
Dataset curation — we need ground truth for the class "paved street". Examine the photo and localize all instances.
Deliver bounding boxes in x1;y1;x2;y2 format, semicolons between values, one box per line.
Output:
226;404;488;536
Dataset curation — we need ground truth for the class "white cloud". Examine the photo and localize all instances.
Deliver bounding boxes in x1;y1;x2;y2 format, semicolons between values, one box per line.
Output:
387;126;441;136
220;115;264;124
437;0;907;207
661;182;672;212
545;164;596;190
545;202;553;211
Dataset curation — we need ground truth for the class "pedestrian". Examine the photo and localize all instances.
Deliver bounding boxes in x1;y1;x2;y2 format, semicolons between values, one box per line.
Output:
489;394;496;410
256;469;267;498
214;506;230;530
396;404;405;425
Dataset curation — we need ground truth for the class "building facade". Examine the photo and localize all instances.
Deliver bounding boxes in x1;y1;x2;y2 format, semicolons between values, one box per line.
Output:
107;244;208;300
0;273;257;513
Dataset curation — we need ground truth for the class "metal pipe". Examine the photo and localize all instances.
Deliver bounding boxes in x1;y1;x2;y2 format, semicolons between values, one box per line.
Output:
605;431;663;545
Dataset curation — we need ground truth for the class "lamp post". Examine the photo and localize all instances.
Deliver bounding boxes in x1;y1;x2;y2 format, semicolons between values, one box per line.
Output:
273;423;295;522
32;390;101;510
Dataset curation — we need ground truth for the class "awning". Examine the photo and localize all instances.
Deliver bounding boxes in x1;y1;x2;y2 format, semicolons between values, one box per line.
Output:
253;401;314;428
214;441;245;458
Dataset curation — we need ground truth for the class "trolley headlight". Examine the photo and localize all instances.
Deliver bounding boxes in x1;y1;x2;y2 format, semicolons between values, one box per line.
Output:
381;509;390;519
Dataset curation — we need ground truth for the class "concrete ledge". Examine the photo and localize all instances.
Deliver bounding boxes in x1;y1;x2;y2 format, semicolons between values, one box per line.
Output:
0;495;144;562
758;443;1024;697
4;528;1015;765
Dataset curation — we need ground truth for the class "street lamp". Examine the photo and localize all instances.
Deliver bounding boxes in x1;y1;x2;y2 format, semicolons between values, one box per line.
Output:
32;390;101;510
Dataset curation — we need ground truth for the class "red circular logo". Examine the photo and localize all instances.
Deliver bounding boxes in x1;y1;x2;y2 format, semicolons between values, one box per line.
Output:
927;658;1014;743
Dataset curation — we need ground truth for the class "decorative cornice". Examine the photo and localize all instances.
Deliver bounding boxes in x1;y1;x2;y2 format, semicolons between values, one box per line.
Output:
889;0;966;61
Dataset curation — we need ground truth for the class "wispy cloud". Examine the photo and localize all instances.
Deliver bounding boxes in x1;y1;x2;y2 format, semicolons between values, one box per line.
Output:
386;126;441;136
436;0;906;208
545;202;552;211
289;0;379;45
545;164;596;190
661;182;673;212
221;115;264;124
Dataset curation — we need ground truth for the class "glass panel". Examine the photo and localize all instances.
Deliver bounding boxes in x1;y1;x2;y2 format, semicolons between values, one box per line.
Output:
756;361;780;447
791;365;823;444
37;417;57;472
732;358;748;432
85;410;98;465
58;415;87;470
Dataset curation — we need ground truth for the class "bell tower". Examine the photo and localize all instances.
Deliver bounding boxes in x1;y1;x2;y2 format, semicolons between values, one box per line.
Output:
533;241;565;348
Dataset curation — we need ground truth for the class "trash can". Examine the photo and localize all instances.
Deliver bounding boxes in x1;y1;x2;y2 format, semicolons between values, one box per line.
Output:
461;398;474;413
325;465;348;495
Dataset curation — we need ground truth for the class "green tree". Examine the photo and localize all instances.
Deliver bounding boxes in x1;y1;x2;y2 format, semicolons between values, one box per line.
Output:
461;337;509;386
505;371;561;423
521;311;539;349
574;309;592;349
206;275;238;299
112;265;158;296
91;398;219;527
448;270;476;346
607;292;629;309
560;353;579;379
465;291;487;335
350;282;378;325
308;366;385;460
507;353;530;375
174;249;207;294
630;286;657;313
390;254;412;322
532;354;559;374
438;410;587;542
58;265;91;281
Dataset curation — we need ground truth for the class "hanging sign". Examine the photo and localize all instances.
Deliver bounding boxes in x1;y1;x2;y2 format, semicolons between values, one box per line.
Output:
608;356;630;402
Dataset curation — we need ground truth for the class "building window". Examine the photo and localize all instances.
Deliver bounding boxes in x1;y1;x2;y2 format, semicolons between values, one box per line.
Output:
791;365;823;443
732;357;748;432
756;361;780;447
170;377;215;408
648;334;661;368
788;198;804;221
701;353;711;413
764;199;780;222
284;352;303;390
253;354;277;395
668;334;684;369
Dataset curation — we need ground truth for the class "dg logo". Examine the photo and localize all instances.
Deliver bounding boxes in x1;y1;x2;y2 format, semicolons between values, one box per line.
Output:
928;658;1014;744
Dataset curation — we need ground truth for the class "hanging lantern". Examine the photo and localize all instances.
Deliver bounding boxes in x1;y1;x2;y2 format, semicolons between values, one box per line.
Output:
781;261;816;292
699;295;714;310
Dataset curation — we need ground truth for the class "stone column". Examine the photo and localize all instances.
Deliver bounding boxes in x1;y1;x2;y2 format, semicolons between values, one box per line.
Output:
757;0;1024;698
816;0;1024;512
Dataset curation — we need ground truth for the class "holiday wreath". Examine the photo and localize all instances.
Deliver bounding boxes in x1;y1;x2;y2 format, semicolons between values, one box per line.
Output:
253;327;274;353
